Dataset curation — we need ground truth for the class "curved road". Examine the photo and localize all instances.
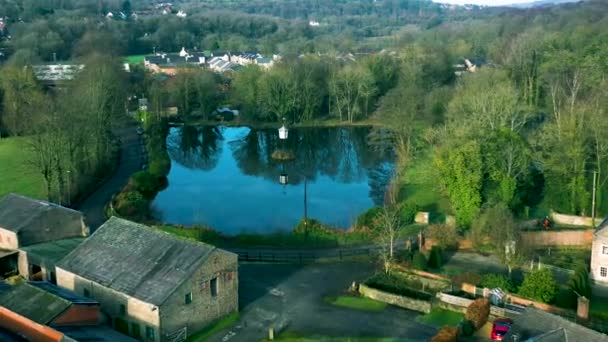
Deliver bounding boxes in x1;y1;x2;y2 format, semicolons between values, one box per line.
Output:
76;118;144;231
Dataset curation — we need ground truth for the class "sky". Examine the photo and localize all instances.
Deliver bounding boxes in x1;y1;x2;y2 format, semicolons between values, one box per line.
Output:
432;0;535;5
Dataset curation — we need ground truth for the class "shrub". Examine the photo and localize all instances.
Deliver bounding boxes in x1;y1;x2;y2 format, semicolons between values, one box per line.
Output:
399;203;419;225
364;273;433;300
518;268;557;303
425;224;459;250
114;190;149;218
356;206;383;228
148;154;171;177
560;264;592;309
460;320;475;337
480;274;515;293
129;171;162;195
430;326;459;342
465;298;490;329
412;252;428;271
428;246;443;269
450;271;481;287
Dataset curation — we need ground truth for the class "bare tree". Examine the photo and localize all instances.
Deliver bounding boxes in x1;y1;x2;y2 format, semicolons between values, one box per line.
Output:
376;205;402;274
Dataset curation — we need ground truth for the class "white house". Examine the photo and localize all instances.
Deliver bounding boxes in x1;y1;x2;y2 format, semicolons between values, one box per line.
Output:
590;218;608;296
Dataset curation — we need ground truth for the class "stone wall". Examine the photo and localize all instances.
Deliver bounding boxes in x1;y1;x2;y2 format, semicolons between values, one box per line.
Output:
160;249;239;340
0;228;18;250
551;212;604;227
392;269;451;292
56;267;161;342
358;284;431;313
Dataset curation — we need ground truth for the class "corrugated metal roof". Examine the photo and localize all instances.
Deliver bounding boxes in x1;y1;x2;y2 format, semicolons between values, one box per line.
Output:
57;217;229;306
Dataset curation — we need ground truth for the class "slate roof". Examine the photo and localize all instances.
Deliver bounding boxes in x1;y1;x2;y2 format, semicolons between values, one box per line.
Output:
57;217;224;306
57;325;138;342
503;307;608;342
596;218;608;238
0;282;71;324
0;194;86;247
20;237;85;266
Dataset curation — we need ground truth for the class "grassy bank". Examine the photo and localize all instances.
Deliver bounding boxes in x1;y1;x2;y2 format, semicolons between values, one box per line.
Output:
176;117;383;129
415;308;463;327
0;137;45;199
157;219;375;248
124;54;147;64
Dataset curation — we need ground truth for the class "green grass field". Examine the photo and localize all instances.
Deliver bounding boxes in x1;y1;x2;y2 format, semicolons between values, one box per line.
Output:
399;154;451;222
0;137;45;199
415;308;463;327
324;295;387;312
124;54;147;64
185;312;239;342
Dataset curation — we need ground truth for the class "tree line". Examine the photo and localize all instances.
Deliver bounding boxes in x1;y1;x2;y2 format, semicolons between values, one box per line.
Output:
0;36;128;204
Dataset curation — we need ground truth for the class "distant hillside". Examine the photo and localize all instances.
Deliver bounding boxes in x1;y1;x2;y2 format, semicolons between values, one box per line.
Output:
508;0;584;8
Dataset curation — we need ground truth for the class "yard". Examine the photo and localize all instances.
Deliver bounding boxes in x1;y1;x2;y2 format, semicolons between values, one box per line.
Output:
324;295;387;312
415;308;463;327
398;154;451;223
124;54;147;64
0;137;45;199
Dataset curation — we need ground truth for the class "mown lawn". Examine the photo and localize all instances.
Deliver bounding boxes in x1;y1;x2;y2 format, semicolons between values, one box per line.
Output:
185;312;239;342
124;54;147;64
415;308;463;327
0;137;45;199
399;154;451;222
263;331;399;342
324;295;387;312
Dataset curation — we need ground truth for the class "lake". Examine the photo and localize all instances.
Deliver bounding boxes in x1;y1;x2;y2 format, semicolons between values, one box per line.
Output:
151;125;394;234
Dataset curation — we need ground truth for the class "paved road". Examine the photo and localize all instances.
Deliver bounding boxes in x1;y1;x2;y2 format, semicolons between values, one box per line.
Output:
76;118;144;231
208;262;437;342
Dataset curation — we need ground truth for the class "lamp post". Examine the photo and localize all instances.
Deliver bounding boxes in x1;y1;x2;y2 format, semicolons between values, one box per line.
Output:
66;170;71;206
277;121;308;225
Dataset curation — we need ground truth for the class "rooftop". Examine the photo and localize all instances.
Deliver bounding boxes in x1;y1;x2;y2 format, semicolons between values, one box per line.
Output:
596;218;608;238
30;281;97;305
20;237;85;266
0;194;86;247
58;217;228;306
503;307;607;342
0;282;72;324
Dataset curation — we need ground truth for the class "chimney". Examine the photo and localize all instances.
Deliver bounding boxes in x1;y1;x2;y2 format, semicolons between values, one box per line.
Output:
577;296;590;320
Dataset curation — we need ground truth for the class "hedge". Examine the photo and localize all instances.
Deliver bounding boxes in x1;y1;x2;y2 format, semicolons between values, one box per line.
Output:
465;298;490;330
430;327;459;342
364;273;433;301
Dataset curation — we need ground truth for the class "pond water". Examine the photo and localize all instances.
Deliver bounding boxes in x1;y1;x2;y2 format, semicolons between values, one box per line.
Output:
151;125;394;234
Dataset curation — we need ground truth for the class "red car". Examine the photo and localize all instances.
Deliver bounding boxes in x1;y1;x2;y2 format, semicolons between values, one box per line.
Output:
491;318;513;340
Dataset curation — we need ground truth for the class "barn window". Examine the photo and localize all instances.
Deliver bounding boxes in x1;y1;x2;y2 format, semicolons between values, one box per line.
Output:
83;288;90;298
211;277;218;297
185;292;192;304
601;267;607;278
119;304;126;315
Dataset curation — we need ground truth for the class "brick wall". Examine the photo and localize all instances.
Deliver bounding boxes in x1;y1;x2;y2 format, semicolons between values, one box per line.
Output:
52;305;100;325
425;230;594;250
521;229;594;246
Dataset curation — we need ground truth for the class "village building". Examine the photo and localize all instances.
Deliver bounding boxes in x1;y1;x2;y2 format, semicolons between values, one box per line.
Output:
144;47;208;75
0;281;136;342
56;217;239;342
590;218;608;296
0;193;89;282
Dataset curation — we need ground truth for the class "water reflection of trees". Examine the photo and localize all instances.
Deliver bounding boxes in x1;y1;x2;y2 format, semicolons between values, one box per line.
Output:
166;125;224;170
229;126;394;205
166;125;395;206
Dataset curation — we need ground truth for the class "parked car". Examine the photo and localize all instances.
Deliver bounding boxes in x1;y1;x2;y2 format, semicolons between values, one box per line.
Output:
491;318;513;340
136;126;144;135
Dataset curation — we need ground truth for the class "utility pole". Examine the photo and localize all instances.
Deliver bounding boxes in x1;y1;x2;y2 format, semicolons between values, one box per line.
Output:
592;170;598;227
304;176;308;225
67;170;71;207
